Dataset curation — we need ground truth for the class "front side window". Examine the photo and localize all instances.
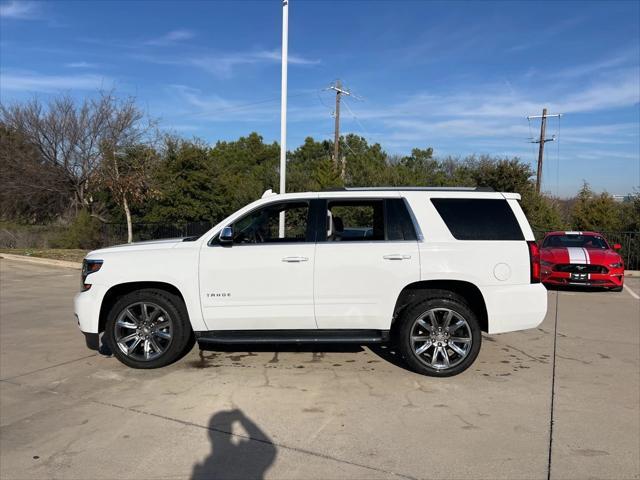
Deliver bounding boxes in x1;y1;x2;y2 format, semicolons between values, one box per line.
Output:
326;200;385;241
231;201;311;244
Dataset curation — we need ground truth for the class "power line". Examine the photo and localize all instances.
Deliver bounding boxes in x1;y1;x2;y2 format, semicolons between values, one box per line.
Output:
342;98;372;140
171;91;314;121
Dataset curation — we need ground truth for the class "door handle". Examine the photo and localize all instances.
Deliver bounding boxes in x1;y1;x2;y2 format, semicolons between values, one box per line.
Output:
282;256;309;263
383;254;411;260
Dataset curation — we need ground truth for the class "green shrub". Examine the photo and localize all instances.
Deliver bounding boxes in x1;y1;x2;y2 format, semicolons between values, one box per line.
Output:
51;211;102;249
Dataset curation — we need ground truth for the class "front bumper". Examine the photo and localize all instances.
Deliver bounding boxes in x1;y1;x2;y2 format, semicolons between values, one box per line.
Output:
541;269;624;288
83;331;100;350
74;284;107;334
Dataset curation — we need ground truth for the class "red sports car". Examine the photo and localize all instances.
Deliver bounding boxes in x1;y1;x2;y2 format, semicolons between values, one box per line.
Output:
540;231;624;291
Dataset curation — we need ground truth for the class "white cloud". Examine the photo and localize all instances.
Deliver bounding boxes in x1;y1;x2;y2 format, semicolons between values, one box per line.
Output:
65;62;99;69
556;68;640;113
0;1;39;19
165;85;279;122
552;53;635;79
0;71;112;92
315;66;639;158
136;49;320;78
145;29;195;46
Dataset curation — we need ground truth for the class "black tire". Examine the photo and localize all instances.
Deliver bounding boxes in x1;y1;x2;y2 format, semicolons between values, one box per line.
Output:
104;288;193;369
397;291;482;377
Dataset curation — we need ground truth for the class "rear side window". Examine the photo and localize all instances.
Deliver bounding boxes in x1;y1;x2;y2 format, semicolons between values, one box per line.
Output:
386;199;417;241
326;200;385;241
431;198;524;240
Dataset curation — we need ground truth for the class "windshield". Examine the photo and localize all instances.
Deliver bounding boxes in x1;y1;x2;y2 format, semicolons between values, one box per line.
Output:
543;234;609;249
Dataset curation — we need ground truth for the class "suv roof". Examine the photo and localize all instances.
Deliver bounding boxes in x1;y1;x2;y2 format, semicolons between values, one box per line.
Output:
324;186;495;192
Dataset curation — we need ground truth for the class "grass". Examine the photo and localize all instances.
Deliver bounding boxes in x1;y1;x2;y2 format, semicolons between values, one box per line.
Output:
0;248;88;263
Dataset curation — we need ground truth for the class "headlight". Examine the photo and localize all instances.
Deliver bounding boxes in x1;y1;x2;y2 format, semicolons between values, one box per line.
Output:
609;262;622;268
81;259;103;291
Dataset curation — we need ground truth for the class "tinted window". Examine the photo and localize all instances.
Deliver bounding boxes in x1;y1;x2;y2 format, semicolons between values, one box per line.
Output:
386;199;418;241
231;201;311;244
542;235;609;249
431;198;524;240
326;200;384;241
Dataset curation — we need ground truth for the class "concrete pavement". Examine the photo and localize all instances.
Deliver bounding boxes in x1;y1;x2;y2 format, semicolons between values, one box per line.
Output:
1;259;638;479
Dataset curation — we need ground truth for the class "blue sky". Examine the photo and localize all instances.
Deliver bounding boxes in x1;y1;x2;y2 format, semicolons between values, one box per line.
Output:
1;0;638;196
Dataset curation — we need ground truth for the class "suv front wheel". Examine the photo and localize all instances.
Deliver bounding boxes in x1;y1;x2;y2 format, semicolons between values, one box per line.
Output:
104;288;193;369
397;292;481;377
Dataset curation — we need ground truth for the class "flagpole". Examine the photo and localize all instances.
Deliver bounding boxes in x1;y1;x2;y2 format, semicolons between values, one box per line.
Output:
278;0;289;238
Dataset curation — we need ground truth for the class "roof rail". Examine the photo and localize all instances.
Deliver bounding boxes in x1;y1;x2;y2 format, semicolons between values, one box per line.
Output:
327;186;495;192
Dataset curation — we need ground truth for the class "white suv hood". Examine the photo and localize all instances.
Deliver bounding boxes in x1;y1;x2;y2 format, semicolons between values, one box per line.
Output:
86;238;185;257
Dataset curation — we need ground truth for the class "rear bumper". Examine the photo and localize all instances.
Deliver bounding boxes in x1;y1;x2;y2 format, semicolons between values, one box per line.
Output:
542;270;624;288
480;283;548;334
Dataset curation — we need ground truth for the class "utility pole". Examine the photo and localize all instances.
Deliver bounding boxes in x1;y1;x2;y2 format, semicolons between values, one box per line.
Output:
329;80;350;179
278;0;288;238
527;108;562;193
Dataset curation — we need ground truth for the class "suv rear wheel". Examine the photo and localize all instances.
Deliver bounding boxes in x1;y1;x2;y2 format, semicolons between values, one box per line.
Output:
104;288;192;369
397;292;481;377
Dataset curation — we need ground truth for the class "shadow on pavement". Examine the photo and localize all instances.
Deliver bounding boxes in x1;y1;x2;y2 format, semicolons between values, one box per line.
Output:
367;344;408;370
199;343;364;354
191;409;276;480
195;342;413;371
544;284;617;293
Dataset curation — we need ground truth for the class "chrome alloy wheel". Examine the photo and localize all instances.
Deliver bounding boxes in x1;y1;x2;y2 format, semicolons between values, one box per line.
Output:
410;308;473;370
114;302;173;361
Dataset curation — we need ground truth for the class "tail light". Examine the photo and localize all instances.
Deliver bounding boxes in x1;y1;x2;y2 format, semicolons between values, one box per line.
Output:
527;241;540;283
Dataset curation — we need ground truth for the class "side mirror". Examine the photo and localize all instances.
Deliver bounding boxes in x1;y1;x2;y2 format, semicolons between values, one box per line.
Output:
219;226;234;245
613;243;622;250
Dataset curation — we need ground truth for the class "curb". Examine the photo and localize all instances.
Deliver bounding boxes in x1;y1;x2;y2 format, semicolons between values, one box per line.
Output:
0;253;82;270
625;270;640;277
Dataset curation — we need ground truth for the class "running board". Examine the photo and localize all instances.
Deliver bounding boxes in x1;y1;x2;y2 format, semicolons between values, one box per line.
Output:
195;329;390;345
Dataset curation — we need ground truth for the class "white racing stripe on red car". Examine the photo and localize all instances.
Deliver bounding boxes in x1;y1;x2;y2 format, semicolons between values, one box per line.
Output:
567;247;587;264
584;248;591;280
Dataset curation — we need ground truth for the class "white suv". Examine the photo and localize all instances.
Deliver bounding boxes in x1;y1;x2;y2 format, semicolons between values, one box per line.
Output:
74;187;547;377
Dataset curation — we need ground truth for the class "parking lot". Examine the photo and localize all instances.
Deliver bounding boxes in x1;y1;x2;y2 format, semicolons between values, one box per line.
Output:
1;258;638;480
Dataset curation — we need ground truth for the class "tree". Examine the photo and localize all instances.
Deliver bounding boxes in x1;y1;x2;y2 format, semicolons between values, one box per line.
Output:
520;191;564;232
570;182;623;231
1;91;149;218
208;133;279;220
390;147;445;186
466;155;534;194
620;191;640;231
101;146;158;243
0;124;69;222
287;137;338;191
143;137;217;224
342;134;388;186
